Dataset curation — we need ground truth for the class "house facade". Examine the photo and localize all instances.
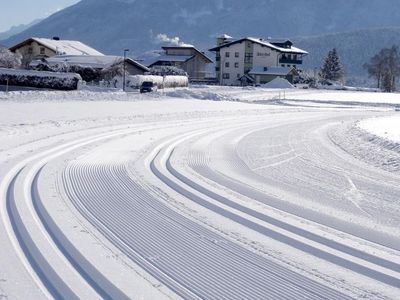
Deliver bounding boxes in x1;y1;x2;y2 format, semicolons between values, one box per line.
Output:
9;37;103;68
146;46;213;81
210;35;308;85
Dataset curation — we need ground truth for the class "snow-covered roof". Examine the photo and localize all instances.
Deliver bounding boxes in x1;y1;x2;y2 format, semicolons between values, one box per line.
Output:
0;67;81;79
247;37;308;54
209;37;308;55
10;37;103;56
162;46;213;63
249;66;295;76
146;55;194;67
30;55;149;71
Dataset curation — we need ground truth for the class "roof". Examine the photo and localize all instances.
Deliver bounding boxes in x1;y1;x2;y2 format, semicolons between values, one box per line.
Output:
30;55;149;72
209;37;308;55
162;46;213;63
10;37;103;56
147;54;194;67
249;66;297;76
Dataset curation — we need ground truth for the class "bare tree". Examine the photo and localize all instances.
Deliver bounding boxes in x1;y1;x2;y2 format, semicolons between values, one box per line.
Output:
364;45;400;92
363;52;385;88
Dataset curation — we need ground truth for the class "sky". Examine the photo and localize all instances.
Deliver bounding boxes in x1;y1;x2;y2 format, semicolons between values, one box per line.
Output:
0;0;80;32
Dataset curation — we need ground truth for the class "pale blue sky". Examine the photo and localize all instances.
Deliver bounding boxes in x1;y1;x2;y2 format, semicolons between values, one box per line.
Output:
0;0;80;32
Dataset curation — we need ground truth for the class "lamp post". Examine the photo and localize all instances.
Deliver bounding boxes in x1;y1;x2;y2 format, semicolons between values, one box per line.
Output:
123;49;129;92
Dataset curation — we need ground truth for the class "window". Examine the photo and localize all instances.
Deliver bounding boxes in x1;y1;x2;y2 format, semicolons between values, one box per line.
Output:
281;65;285;67
40;47;45;55
235;52;240;58
234;62;239;68
28;47;33;54
293;55;297;60
225;52;230;58
225;62;230;68
223;73;230;79
244;53;253;64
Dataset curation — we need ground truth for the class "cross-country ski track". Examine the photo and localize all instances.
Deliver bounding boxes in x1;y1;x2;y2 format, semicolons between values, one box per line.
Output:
1;108;400;299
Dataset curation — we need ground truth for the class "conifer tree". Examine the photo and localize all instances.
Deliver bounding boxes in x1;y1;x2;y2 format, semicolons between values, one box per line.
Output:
319;48;344;83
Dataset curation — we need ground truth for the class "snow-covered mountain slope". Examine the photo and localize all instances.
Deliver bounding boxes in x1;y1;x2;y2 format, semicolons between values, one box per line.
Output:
2;0;400;58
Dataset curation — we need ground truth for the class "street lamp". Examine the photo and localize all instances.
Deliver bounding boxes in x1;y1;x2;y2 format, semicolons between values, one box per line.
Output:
123;49;129;92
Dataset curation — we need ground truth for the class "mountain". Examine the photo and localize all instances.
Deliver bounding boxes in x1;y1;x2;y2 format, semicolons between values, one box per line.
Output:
2;0;400;84
3;0;400;56
0;19;42;40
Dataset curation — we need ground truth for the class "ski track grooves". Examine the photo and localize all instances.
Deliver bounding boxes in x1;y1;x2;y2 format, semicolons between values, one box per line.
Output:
3;115;399;299
6;170;74;300
64;162;349;300
162;149;400;288
1;126;142;299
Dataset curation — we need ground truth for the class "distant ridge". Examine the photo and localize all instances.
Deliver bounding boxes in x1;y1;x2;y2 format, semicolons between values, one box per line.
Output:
2;0;400;79
0;19;42;40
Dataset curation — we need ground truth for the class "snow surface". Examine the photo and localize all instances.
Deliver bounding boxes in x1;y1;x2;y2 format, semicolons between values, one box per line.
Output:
261;77;294;89
358;115;400;143
30;37;104;56
0;86;400;299
0;67;81;79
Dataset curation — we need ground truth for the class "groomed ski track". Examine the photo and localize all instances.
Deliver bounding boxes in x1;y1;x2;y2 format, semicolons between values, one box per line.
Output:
1;110;400;299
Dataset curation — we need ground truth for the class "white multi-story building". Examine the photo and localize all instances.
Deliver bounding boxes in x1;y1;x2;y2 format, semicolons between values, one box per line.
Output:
209;35;308;85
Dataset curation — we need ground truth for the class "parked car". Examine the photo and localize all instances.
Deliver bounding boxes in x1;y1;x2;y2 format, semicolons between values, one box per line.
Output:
140;81;158;93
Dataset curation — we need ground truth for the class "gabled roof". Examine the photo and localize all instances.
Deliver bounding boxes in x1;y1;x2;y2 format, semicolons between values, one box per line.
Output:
209;37;308;55
249;66;298;76
162;46;213;63
147;55;194;67
30;55;149;72
9;37;103;56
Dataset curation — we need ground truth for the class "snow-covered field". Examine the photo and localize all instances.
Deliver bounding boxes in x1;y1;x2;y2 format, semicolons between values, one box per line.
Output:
0;86;400;299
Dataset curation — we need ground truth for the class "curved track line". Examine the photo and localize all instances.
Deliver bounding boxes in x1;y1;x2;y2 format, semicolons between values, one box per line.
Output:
146;123;400;288
1;126;144;299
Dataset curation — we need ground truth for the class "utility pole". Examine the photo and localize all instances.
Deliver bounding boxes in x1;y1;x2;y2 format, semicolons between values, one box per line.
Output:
123;49;129;92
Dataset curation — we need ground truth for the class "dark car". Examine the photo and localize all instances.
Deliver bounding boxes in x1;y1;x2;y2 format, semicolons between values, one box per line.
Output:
140;81;158;93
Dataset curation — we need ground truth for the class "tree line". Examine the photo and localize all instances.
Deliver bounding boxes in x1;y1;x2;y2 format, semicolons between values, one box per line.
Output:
315;46;400;92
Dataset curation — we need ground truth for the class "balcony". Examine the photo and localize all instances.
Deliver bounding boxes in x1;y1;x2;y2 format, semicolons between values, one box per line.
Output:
279;57;303;64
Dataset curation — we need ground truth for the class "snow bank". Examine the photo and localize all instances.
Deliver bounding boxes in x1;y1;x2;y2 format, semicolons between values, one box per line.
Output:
358;115;400;143
261;78;294;89
0;68;82;90
164;88;231;101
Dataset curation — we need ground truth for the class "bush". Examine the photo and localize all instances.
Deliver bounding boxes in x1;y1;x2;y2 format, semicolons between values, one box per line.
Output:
0;68;82;90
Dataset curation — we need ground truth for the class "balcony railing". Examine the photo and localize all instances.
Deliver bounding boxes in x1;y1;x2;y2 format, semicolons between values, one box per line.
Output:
279;58;303;64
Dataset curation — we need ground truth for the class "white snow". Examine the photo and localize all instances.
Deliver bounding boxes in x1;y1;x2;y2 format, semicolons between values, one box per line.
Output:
30;37;104;56
260;77;294;89
0;86;400;300
0;67;81;79
358;115;400;143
